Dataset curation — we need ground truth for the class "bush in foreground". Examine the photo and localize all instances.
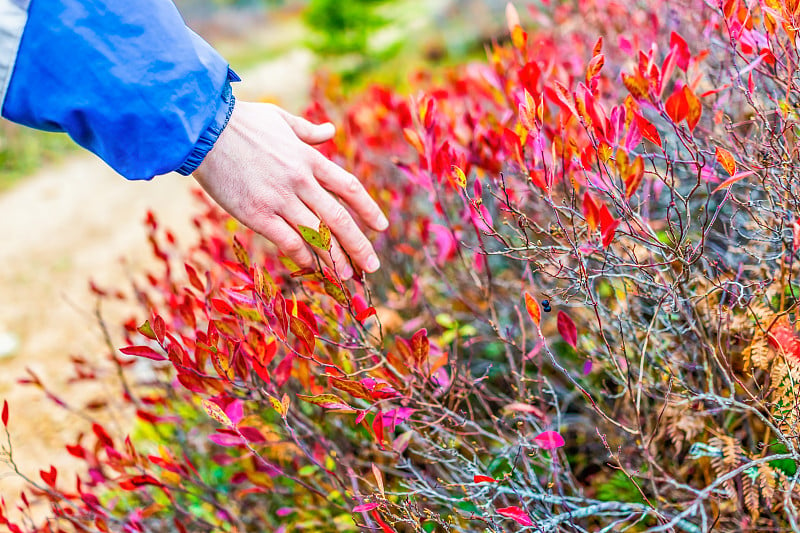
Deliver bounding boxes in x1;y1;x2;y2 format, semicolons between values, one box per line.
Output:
5;0;800;531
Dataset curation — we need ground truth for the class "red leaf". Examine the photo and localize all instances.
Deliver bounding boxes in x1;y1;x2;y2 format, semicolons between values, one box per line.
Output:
525;292;541;326
66;443;85;459
119;345;166;362
239;426;267;443
118;474;164;491
474;475;498;483
39;466;57;488
2;400;7;427
355;306;377;322
557;311;578;349
290;315;316;354
715;146;736;176
185;263;205;293
601;218;620;248
373;411;385;448
670;31;691;70
497;506;533;526
211;298;236;316
534;430;565;450
665;87;688;124
153;315;166;344
92;423;113;448
582;192;599;232
550;81;579;118
371;509;396;533
635;114;661;147
273;293;289;339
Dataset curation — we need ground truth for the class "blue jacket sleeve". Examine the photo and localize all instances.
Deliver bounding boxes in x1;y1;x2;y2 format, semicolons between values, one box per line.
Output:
1;0;237;180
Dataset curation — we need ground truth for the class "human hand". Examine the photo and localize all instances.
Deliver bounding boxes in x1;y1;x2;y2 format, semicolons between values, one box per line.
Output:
192;101;389;280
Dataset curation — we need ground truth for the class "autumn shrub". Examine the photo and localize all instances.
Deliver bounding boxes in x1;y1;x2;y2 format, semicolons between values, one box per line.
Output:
7;0;800;531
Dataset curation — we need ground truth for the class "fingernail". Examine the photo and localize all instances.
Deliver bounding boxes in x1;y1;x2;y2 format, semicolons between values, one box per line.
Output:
341;265;354;280
321;122;336;136
377;213;389;231
366;255;381;273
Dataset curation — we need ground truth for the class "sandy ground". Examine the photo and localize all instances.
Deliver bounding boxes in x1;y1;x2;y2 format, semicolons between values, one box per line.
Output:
0;49;312;512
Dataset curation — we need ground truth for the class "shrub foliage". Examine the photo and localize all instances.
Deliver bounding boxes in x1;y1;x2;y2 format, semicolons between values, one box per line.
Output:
6;0;800;531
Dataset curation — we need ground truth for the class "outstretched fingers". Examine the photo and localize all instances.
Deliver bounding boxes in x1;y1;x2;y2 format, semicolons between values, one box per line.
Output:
311;153;389;233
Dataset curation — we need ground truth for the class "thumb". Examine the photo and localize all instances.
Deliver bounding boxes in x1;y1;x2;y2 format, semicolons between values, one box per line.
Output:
277;109;336;144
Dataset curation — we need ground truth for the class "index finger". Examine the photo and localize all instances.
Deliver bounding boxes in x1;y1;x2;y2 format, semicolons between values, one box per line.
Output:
311;153;389;232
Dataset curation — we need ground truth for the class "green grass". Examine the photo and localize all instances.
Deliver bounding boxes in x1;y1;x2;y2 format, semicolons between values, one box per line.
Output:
0;126;77;191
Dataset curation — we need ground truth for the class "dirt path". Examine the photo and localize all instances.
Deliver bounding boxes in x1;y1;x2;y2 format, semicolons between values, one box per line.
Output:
0;50;312;507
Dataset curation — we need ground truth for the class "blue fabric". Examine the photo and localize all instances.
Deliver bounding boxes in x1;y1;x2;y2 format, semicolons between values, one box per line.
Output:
1;0;233;180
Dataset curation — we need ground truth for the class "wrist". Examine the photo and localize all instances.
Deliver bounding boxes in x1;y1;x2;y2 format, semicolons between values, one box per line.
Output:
176;68;239;176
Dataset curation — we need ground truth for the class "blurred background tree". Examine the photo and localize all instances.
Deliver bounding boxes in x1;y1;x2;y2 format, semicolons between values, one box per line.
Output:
303;0;390;57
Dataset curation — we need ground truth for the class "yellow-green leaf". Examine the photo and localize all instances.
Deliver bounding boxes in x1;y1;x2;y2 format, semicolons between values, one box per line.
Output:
298;225;325;249
318;221;332;251
452;165;467;189
232;236;250;268
202;399;232;427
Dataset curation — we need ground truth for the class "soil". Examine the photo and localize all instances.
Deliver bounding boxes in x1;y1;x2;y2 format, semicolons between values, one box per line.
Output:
0;49;312;514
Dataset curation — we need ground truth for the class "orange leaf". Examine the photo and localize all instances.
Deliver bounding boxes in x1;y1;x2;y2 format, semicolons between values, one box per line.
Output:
582;192;600;232
683;85;702;131
665;87;688;124
711;170;756;193
403;128;424;155
624;156;645;200
524;292;541;326
715;147;736;176
622;73;649;100
586;53;605;82
635;114;662;147
592;36;603;57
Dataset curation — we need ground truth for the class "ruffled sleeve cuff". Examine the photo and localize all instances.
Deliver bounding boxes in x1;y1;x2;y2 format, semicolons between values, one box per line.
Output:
175;67;240;176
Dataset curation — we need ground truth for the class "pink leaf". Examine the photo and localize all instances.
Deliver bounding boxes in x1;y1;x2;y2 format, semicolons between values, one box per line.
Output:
225;400;244;426
504;402;547;420
534;430;565;450
556;311;577;349
119;345;166;361
497;506;533;526
353;502;380;513
208;433;243;447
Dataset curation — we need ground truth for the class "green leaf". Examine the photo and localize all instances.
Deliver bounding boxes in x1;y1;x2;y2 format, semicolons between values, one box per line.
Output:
298;225;326;249
297;393;354;411
137;320;156;341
